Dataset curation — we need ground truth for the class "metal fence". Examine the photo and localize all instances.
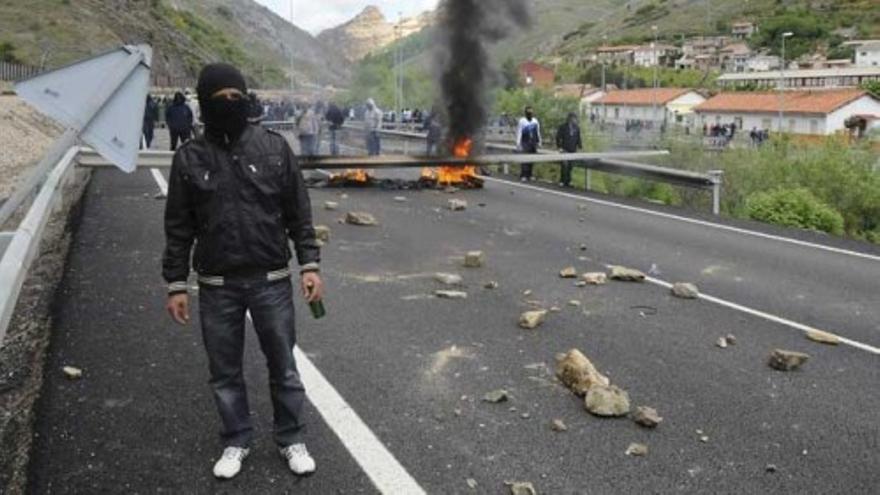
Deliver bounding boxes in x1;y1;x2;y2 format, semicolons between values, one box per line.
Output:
0;61;40;82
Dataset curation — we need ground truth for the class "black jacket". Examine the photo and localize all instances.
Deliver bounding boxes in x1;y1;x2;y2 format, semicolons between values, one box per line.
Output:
325;104;345;130
162;125;320;292
555;122;582;153
165;102;194;132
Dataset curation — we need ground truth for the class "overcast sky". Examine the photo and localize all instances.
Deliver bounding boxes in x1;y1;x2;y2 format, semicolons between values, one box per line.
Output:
254;0;440;35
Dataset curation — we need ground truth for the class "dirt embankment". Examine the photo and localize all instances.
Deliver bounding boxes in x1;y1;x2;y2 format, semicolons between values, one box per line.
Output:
0;95;63;201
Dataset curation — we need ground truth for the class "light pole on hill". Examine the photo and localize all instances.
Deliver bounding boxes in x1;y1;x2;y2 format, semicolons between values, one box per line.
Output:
289;0;295;96
778;31;793;133
652;25;659;124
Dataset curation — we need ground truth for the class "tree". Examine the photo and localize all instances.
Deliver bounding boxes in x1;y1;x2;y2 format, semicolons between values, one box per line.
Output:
0;42;21;64
501;57;520;91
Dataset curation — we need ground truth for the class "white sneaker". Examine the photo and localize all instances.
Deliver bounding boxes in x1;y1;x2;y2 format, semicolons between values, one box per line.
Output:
213;446;250;479
279;443;316;475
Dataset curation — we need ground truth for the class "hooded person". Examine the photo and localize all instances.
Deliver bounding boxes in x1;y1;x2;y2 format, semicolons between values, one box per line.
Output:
163;62;323;480
165;91;194;151
363;98;383;156
555;112;582;187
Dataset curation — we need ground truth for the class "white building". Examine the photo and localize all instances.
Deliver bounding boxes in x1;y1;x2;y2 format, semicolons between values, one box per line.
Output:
845;40;880;68
633;44;679;68
746;54;781;72
693;89;880;135
596;88;706;126
717;67;880;89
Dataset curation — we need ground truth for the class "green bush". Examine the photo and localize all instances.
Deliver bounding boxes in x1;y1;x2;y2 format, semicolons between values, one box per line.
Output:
746;188;844;235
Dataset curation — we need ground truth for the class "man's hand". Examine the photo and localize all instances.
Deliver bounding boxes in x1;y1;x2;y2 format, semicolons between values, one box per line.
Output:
166;293;190;325
301;271;324;303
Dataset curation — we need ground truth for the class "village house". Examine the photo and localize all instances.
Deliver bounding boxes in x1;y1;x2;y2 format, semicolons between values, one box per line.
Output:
633;44;680;68
518;61;555;89
731;21;757;40
845;40;880;68
719;43;753;73
693;89;880;135
746;54;781;72
717;66;880;89
595;88;706;126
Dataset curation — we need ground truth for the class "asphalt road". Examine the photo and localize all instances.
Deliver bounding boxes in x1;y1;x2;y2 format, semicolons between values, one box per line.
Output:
28;138;880;493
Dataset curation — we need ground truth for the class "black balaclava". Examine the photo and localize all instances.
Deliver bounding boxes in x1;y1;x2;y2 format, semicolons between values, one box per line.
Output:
525;107;534;121
196;63;249;142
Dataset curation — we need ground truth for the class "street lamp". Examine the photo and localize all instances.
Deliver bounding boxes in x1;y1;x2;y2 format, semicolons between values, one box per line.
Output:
652;25;659;123
778;31;794;133
289;0;295;95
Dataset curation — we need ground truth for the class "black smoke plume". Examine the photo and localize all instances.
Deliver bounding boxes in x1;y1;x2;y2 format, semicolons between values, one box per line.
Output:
435;0;530;149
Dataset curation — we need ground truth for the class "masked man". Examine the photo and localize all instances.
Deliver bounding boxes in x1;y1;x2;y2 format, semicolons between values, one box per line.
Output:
162;63;323;480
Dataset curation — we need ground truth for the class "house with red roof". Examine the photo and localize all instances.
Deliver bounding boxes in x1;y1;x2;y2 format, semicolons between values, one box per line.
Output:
693;89;880;135
595;88;706;126
518;61;555;89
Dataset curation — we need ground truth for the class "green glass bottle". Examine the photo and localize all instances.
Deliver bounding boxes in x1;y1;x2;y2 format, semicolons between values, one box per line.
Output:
309;299;326;319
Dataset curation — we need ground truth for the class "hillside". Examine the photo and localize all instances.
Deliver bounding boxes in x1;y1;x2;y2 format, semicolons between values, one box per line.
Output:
0;0;350;88
317;6;435;62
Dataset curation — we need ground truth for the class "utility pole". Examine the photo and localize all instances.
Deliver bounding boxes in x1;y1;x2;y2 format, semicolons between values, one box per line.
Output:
289;0;295;97
778;32;793;133
652;25;659;123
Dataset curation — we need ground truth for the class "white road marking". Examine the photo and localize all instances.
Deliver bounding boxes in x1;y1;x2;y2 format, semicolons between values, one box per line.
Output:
483;176;880;263
244;313;426;494
634;272;880;355
150;168;168;196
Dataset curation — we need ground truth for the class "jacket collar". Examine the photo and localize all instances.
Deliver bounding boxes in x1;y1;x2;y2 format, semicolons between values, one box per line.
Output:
205;123;255;149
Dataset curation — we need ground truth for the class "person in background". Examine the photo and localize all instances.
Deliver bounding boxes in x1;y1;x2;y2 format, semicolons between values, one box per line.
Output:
364;98;383;156
142;94;159;149
555;112;582;188
325;103;346;156
516;106;541;182
422;107;443;156
247;92;264;124
296;104;320;156
163;63;322;481
165;91;194;151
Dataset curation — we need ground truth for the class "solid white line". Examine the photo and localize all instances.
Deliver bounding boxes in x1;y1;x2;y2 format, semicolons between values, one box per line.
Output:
150;168;168;196
244;313;425;494
636;273;880;355
483;176;880;263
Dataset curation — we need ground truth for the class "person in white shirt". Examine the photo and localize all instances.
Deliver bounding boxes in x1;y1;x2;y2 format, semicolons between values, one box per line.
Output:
516;106;541;181
364;98;383;156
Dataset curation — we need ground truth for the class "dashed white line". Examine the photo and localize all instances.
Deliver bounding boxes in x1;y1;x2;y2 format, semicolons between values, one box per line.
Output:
636;272;880;355
150;168;168;196
482;176;880;263
244;313;425;494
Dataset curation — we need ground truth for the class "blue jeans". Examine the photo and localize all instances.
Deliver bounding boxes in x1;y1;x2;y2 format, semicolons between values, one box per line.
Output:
299;135;316;156
366;131;381;156
199;276;305;448
329;129;340;156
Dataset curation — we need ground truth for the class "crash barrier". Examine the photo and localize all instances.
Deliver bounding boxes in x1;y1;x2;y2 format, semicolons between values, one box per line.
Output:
0;61;40;81
337;124;724;215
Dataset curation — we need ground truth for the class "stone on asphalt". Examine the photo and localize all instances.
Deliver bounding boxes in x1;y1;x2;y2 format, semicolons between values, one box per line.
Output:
434;273;463;286
579;243;588;251
522;290;533;296
726;334;737;345
582;272;607;285
574;281;587;287
519;309;547;330
671;282;700;299
345;211;378;226
393;196;408;203
716;337;728;349
484;281;499;290
766;464;778;473
435;290;468;300
323;201;339;211
559;266;578;278
632;406;663;428
555;349;610;396
625;443;649;456
507;481;537;495
314;225;331;242
805;329;841;346
768;349;810;371
466;478;478;489
62;366;83;380
464;251;485;268
482;389;509;403
568;300;581;307
449;199;468;211
585;384;631;417
609;266;646;282
519;310;548;330
550;419;568;432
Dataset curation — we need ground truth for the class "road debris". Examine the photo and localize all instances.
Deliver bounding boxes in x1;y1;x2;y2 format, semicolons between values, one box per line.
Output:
464;251;485;268
323;201;339;211
393;196;408;203
568;300;581;307
522;289;533;296
345;211;378;226
559;267;578;278
435;290;468;300
449;199;468;211
585;384;631;417
579;243;588;251
726;334;737;345
466;478;478;489
519;310;548;330
671;282;699;299
609;266;646;282
768;349;810;371
314;225;331;243
716;337;729;349
625;443;648;456
699;435;709;443
482;389;509;403
550;419;568;432
805;329;840;346
484;281;499;290
434;273;463;286
582;272;607;285
632;406;663;428
765;464;778;473
506;481;537;495
555;349;610;396
549;306;561;313
62;366;83;380
574;281;587;288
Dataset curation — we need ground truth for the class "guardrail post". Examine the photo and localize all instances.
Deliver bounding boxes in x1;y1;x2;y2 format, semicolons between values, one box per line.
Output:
586;169;592;191
708;170;724;215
